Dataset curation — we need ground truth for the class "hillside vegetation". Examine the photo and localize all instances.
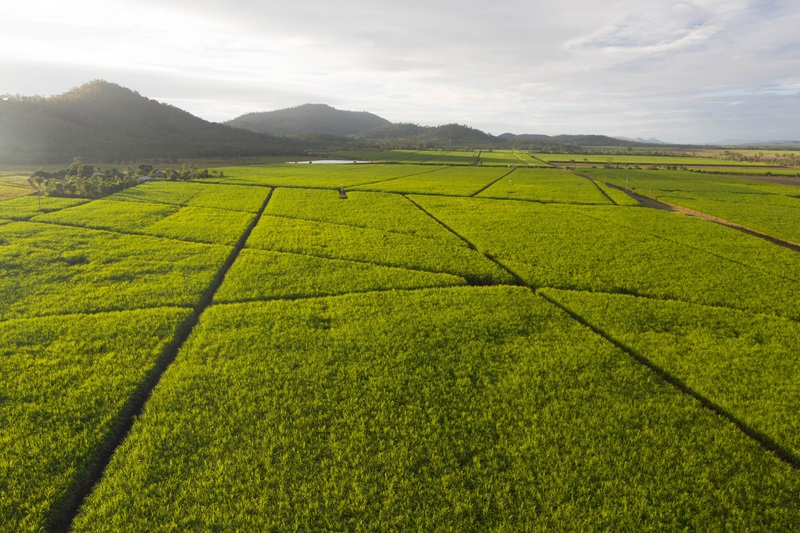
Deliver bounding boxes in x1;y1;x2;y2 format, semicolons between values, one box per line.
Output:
226;103;390;136
0;81;303;164
1;81;698;166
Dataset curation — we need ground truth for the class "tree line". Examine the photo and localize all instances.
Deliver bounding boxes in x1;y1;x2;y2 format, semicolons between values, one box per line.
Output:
29;157;224;198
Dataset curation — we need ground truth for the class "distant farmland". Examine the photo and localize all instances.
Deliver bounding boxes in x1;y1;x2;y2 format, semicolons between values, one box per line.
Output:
2;151;800;531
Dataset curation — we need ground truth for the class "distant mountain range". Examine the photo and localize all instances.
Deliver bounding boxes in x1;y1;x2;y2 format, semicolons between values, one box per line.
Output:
227;103;391;136
713;139;800;148
614;136;669;145
0;81;302;164
226;106;648;150
1;80;691;165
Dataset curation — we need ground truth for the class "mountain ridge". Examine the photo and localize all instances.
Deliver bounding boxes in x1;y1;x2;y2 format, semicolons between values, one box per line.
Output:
1;80;709;165
0;80;303;164
227;103;390;136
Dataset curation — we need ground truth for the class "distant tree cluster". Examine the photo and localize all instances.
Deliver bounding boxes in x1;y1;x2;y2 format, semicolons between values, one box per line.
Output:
715;150;800;166
29;157;224;199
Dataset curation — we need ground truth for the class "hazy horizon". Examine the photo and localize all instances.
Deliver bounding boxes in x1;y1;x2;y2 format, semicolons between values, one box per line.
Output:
3;1;800;144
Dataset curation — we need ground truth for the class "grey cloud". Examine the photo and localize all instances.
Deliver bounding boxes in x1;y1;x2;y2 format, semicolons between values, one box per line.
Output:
2;0;799;142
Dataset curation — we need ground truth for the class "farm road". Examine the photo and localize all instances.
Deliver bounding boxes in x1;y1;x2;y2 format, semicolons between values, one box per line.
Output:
601;181;800;253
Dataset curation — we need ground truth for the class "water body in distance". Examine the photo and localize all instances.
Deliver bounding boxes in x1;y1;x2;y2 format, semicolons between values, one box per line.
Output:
287;160;371;165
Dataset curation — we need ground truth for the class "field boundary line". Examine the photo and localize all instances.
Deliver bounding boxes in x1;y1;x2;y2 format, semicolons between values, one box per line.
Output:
471;193;614;207
511;152;530;167
237;244;471;277
574;209;800;285
214;283;527;309
600;181;800;253
469;167;517;197
348;188;489;198
357;181;619;206
0;199;92;222
108;196;262;214
420;150;451;164
50;188;276;532
403;195;526;286
529;154;553;166
24;217;245;248
0;304;195;325
343;166;448;189
243;242;485;281
538;290;800;472
537;286;800;326
260;210;466;243
570;170;618;205
213;283;494;307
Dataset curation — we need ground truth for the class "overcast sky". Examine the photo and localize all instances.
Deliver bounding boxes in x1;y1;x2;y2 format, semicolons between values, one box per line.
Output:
2;0;799;143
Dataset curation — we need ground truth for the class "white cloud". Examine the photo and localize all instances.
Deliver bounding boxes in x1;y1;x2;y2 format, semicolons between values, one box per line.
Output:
1;0;799;142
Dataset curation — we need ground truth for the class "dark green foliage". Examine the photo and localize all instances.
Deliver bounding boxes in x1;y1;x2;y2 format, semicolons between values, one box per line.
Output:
29;158;229;199
227;103;391;136
0;81;303;164
359;123;502;149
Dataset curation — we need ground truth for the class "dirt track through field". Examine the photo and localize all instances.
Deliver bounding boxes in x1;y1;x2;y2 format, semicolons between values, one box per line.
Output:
604;183;800;253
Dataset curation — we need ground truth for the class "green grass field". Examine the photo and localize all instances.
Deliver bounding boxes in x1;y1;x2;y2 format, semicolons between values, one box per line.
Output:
3;166;800;531
72;288;800;531
583;168;800;243
476;167;612;204
0;181;34;201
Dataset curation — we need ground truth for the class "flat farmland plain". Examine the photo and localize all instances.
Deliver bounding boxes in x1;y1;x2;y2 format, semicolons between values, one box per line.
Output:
583;168;800;244
3;163;800;531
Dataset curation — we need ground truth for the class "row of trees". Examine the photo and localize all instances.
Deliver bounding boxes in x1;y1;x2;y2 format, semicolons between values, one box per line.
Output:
716;150;800;166
29;157;223;199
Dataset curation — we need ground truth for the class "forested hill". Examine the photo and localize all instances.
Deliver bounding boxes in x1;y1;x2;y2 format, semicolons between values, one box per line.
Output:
500;133;643;147
227;103;391;136
227;105;507;149
359;122;503;149
0;81;303;164
0;80;667;164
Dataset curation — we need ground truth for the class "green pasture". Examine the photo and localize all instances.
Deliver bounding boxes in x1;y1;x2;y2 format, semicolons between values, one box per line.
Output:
0;222;229;320
412;195;800;319
1;308;192;531
584;168;800;243
477;167;612;204
544;289;800;458
2;164;799;531
245;215;512;285
0;196;88;221
110;181;270;212
0;178;34;201
205;163;443;188
350;166;510;196
31;199;255;245
73;288;800;531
